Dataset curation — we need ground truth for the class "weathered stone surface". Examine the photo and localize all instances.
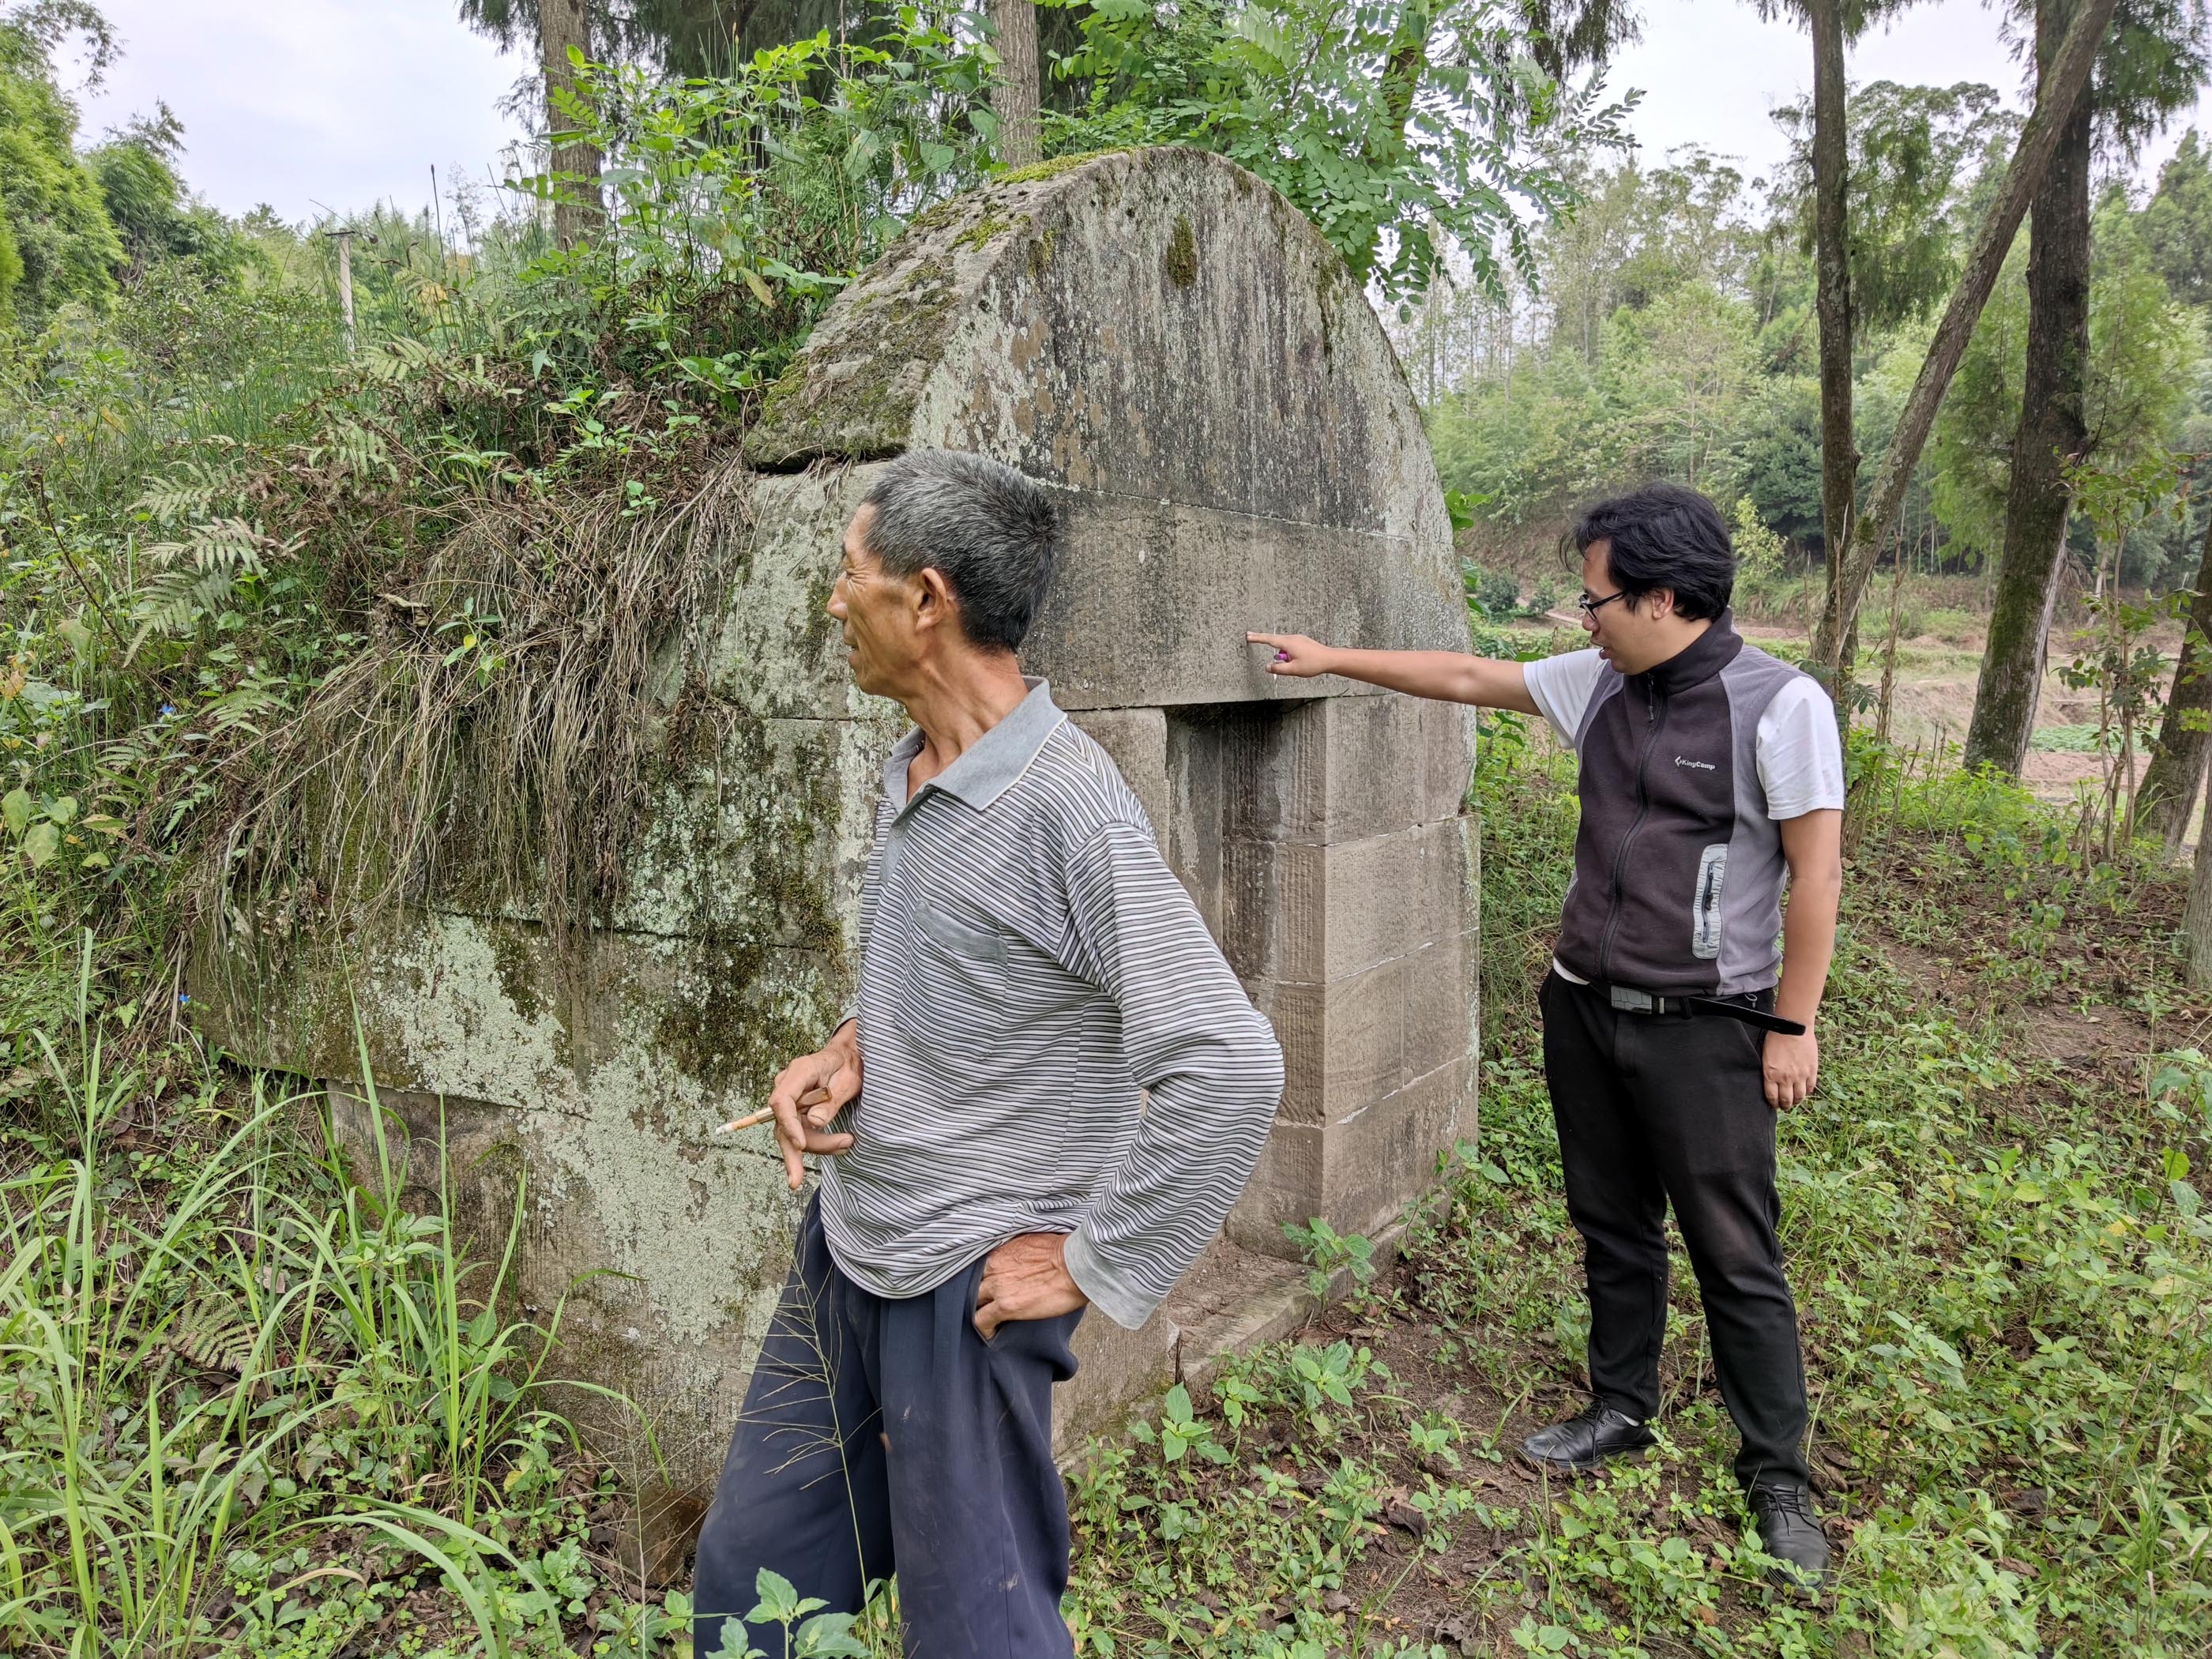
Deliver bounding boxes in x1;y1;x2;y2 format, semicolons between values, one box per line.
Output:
1057;1310;1180;1450
1322;1055;1473;1239
745;152;1446;551
193;145;1479;1522
1068;707;1171;848
1222;817;1478;984
1225;1121;1326;1253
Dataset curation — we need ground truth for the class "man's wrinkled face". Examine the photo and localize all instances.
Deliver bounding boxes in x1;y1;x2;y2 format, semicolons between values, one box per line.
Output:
828;504;923;698
1579;540;1676;675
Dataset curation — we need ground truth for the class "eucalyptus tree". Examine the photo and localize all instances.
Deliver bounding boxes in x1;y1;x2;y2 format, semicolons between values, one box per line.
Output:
455;0;607;246
1963;0;2209;777
1774;77;2021;562
2139;512;2212;848
1753;0;1920;659
1812;0;2120;696
991;0;1042;165
2135;133;2212;846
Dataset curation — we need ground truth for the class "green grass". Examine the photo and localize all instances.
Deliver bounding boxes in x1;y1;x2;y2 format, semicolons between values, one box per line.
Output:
9;748;2208;1657
1059;754;2212;1658
0;955;679;1657
2030;724;2107;754
8;743;2210;1657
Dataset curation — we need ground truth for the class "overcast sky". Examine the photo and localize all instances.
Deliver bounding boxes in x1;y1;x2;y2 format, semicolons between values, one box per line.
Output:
60;0;2212;228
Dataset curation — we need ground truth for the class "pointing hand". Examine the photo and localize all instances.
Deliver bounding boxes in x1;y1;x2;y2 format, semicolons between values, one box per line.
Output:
1247;631;1334;678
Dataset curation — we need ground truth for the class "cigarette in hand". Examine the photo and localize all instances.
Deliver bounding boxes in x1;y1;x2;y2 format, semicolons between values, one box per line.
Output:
716;1085;832;1136
715;1105;774;1134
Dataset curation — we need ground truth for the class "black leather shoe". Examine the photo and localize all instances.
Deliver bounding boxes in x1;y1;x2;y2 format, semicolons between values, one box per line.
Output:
1748;1482;1831;1590
1518;1401;1655;1472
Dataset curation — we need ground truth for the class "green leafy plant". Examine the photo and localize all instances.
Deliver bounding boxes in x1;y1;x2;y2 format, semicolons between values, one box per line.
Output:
1044;0;1631;303
1282;1216;1375;1302
698;1567;875;1658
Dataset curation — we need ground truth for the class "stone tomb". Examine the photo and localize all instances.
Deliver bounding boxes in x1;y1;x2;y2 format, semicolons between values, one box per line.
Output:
193;145;1479;1564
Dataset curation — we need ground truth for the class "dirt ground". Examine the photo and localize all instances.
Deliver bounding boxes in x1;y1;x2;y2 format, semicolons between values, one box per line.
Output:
1256;815;2207;1654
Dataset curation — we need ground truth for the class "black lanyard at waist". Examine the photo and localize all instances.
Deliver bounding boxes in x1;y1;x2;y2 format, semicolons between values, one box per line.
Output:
1600;981;1808;1037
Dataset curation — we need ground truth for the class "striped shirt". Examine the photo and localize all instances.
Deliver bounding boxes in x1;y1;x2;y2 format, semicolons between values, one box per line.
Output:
816;679;1285;1329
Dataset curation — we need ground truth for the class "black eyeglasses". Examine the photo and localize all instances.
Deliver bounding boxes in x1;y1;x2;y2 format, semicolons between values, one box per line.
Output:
1577;589;1631;617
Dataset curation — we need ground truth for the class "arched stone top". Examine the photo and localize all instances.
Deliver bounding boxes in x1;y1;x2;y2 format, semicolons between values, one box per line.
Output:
193;146;1484;1508
735;146;1468;710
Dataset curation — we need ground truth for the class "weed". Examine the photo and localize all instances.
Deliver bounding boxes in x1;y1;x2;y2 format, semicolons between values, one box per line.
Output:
1061;749;2212;1657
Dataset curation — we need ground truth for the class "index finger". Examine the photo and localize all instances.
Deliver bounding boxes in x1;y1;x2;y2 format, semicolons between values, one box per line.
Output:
1247;632;1285;645
769;1076;811;1191
768;1059;833;1182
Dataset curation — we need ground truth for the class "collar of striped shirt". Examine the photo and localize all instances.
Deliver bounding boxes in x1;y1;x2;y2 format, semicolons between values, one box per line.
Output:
885;676;1066;817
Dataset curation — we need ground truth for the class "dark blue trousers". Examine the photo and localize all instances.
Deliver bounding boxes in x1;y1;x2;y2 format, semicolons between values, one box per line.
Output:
691;1198;1083;1659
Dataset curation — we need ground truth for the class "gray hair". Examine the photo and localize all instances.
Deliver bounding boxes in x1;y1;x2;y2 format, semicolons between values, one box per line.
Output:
860;450;1062;652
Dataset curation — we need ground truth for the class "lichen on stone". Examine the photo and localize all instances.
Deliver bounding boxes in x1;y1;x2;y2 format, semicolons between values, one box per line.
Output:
1165;215;1198;289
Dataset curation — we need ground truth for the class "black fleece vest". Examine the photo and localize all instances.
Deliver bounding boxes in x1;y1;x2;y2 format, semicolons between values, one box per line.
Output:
1554;615;1808;996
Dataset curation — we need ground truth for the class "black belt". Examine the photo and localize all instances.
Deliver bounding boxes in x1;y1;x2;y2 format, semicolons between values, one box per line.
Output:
1600;981;1807;1037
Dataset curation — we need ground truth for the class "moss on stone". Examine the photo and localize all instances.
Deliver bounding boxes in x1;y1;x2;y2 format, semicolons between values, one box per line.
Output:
748;363;811;442
645;711;844;1090
997;148;1130;186
743;254;965;465
488;925;542;1025
1027;227;1059;281
1165;215;1198;289
950;213;1021;254
904;198;966;237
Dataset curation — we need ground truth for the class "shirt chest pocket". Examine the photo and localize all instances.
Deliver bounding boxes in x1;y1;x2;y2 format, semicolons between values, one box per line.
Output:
894;899;1016;1049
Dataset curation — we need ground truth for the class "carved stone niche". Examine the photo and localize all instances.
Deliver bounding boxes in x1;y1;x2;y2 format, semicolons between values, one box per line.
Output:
191;145;1478;1571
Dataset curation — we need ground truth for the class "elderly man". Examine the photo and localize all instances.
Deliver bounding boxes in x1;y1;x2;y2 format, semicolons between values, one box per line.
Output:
691;450;1285;1657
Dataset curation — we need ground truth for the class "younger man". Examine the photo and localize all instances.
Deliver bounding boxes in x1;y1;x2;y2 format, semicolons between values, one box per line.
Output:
1250;483;1843;1587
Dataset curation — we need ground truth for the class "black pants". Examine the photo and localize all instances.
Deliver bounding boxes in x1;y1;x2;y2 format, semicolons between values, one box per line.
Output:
691;1198;1083;1659
1539;971;1810;1489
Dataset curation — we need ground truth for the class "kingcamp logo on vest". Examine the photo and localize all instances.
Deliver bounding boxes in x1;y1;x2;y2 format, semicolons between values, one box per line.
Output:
1674;755;1717;771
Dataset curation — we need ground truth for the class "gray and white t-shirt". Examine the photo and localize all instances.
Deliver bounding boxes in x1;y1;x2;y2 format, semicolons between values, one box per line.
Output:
1522;645;1845;988
1525;648;1845;819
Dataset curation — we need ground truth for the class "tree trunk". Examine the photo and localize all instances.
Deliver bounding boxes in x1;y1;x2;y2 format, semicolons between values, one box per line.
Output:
1378;1;1433;137
1963;0;2094;777
1811;0;2120;700
2184;790;2212;983
2138;509;2212;850
990;0;1041;168
540;0;604;249
1809;0;1857;634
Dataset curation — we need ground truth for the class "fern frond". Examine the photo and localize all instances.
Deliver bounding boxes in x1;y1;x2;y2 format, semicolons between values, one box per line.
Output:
297;419;396;484
133;459;246;526
168;1293;255;1377
145;517;275;576
206;679;291;735
126;567;245;655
